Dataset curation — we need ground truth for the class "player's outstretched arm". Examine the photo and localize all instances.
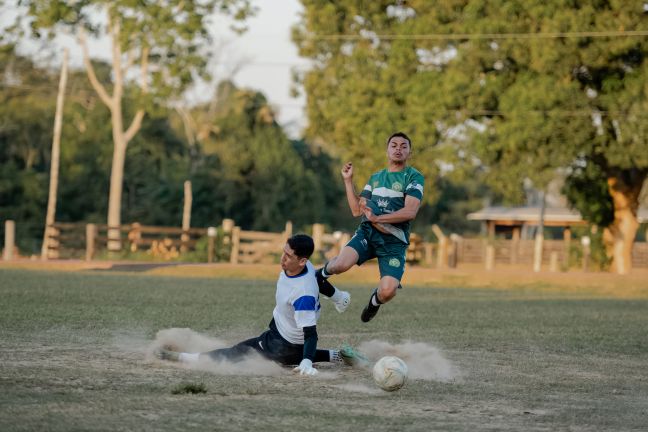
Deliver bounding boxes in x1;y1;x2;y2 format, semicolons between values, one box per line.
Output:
342;162;363;217
293;325;318;376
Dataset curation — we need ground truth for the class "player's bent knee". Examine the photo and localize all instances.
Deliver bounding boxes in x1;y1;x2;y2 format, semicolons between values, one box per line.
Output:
378;279;399;302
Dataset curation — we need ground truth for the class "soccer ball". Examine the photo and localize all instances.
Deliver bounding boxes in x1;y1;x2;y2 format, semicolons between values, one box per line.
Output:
372;356;408;392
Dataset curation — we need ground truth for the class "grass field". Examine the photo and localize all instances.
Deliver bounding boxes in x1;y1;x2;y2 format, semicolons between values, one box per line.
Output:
1;265;647;431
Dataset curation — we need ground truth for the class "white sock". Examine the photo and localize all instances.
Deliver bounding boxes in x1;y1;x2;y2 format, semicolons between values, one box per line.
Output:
179;352;200;363
329;350;343;363
371;294;381;307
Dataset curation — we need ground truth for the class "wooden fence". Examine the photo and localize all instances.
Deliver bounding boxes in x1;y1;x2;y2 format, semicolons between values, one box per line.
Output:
4;219;648;269
43;222;208;260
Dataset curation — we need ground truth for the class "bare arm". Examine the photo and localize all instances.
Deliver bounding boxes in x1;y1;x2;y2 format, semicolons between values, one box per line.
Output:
363;195;421;224
342;162;363;217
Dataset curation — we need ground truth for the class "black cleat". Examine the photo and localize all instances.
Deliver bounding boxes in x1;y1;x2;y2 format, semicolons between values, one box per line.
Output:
361;303;380;322
360;289;381;323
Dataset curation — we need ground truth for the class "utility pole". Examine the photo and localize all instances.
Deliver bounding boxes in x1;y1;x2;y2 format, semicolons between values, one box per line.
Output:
533;190;546;272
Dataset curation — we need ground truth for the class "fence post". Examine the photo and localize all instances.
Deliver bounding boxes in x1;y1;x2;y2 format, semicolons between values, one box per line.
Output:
424;243;434;266
549;251;559;272
563;227;572;270
127;222;142;252
581;236;591;272
230;226;241;264
42;225;58;260
207;227;217;263
437;237;448;269
181;180;192;253
222;218;234;245
448;234;460;268
533;233;544;272
510;226;520;264
86;223;97;261
284;221;293;238
485;244;495;271
432;225;448;269
47;225;60;259
312;223;324;252
3;220;15;261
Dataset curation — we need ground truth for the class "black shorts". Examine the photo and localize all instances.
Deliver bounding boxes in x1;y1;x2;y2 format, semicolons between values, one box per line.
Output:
204;319;330;365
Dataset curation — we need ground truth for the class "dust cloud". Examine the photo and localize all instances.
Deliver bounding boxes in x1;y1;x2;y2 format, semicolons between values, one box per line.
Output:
358;340;460;382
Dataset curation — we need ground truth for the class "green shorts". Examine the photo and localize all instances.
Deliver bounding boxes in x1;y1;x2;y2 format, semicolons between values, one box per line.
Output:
347;223;407;281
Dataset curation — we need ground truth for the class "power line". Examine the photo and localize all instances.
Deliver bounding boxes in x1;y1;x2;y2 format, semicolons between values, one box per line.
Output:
306;30;648;41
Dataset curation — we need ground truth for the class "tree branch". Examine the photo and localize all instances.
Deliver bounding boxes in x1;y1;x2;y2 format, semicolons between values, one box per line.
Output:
78;27;113;108
124;46;149;144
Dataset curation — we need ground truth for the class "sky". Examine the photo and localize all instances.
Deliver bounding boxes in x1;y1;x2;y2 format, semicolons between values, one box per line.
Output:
220;0;308;137
4;0;308;138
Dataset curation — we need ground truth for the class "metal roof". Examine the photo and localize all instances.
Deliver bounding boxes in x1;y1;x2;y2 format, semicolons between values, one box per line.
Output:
467;206;648;224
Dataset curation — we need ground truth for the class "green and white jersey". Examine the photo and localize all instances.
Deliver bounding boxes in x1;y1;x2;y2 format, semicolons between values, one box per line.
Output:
359;166;424;243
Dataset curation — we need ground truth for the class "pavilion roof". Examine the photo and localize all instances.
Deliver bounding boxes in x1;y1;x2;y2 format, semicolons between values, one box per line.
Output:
467;206;648;226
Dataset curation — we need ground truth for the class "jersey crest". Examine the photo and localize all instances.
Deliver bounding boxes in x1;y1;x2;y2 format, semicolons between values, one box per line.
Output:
377;198;389;208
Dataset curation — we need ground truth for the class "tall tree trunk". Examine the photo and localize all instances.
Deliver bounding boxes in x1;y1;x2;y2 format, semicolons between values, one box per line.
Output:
604;171;646;274
106;126;127;252
80;20;146;253
41;48;68;259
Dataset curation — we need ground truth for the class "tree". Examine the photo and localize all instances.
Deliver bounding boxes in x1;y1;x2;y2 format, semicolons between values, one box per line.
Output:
292;0;442;206
0;45;57;254
16;0;254;250
293;1;648;273
41;48;68;259
194;80;333;231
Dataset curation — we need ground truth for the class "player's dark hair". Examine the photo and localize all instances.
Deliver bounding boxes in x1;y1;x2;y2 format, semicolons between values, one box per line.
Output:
287;234;314;259
387;132;412;149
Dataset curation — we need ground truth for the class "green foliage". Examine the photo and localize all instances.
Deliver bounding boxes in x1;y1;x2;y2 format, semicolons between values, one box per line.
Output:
0;47;348;254
294;0;648;226
567;226;612;272
293;0;442;204
414;175;486;237
563;159;614;227
193;81;347;232
15;0;256;104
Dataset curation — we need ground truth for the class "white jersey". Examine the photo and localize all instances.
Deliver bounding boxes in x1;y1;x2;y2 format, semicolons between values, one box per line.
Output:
272;261;321;344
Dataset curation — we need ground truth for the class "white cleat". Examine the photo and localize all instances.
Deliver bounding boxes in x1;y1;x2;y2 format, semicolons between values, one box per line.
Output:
334;290;351;313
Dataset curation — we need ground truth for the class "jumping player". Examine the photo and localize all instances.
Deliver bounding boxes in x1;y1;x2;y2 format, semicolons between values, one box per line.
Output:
317;132;424;322
156;234;367;375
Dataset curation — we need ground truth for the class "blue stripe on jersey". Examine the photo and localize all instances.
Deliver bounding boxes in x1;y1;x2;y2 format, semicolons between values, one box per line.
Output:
293;295;317;311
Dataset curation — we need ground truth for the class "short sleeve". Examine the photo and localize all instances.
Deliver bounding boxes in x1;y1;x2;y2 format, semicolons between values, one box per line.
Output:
292;294;318;328
360;178;373;200
405;171;424;201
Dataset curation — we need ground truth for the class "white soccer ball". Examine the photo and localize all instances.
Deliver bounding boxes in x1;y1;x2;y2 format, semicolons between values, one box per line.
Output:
372;356;408;392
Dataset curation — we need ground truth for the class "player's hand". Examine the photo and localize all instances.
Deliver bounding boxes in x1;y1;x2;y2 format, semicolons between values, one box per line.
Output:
293;359;318;376
341;162;354;180
363;206;378;222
